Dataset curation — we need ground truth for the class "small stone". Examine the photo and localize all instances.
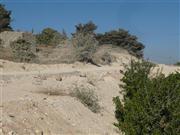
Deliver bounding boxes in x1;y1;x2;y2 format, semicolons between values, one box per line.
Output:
119;70;124;74
80;73;86;77
8;131;16;135
35;129;43;135
56;76;62;81
9;114;15;118
35;129;39;133
22;119;27;123
72;123;76;126
0;129;3;134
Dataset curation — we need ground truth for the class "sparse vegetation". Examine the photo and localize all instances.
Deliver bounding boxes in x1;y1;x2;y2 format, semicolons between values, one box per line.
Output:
0;4;12;32
113;60;180;135
0;19;145;65
36;27;67;46
10;38;36;62
71;85;101;113
72;32;98;64
96;29;145;58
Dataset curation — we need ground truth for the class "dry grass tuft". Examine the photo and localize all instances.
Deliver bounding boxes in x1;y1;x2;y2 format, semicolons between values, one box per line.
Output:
71;85;101;113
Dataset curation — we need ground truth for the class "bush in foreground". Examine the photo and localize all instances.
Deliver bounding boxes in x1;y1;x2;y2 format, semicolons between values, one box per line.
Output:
113;60;180;135
71;85;100;113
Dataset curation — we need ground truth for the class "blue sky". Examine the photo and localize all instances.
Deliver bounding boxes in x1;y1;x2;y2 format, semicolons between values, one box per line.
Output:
1;0;179;64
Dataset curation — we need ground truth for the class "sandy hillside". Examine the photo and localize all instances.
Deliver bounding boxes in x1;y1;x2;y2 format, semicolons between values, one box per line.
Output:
0;56;179;135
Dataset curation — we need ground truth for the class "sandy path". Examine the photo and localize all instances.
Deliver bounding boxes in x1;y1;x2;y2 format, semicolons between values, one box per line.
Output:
1;64;178;78
0;66;123;76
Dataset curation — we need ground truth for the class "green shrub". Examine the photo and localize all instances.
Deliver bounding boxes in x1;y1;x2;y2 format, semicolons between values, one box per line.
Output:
10;39;36;62
36;27;66;46
96;29;145;58
0;4;12;32
71;85;100;113
72;32;98;64
113;60;180;135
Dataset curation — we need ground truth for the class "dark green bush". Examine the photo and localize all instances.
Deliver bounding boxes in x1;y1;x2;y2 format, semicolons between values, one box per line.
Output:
36;27;67;46
72;21;97;36
72;32;98;64
0;4;12;32
113;60;180;135
96;29;145;58
10;39;36;62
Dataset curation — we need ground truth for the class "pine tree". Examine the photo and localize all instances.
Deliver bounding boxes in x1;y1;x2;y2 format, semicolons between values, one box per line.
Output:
0;4;12;32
